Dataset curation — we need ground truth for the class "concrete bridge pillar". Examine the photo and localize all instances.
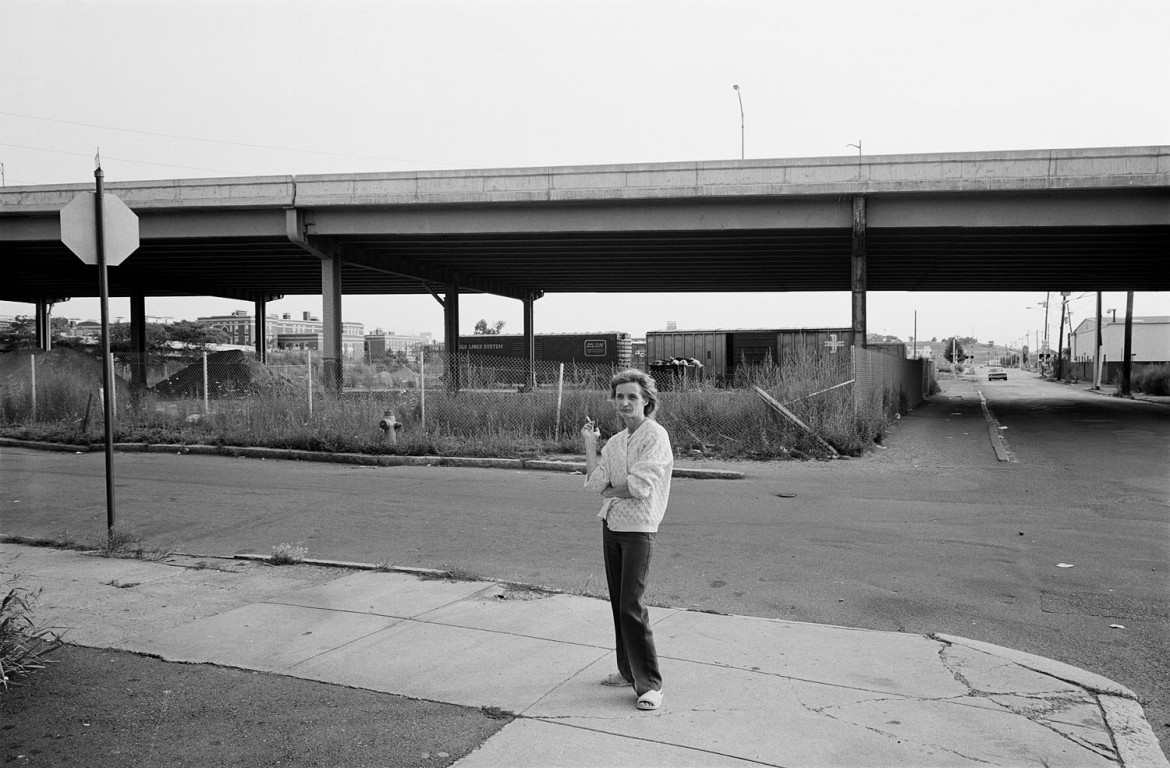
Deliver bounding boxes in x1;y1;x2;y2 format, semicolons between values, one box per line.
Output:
254;297;268;364
444;281;461;391
34;299;52;351
321;250;343;393
130;292;148;400
523;291;537;390
852;195;867;347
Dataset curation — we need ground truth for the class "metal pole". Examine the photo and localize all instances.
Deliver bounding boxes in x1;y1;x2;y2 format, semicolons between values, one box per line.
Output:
554;362;565;439
306;348;313;416
418;346;426;431
1042;292;1051;373
95;165;117;540
1093;292;1103;390
733;85;744;159
30;354;37;422
1121;291;1134;397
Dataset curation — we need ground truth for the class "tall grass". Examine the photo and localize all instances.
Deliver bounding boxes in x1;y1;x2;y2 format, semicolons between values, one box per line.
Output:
1131;363;1170;396
1;578;64;688
2;349;907;460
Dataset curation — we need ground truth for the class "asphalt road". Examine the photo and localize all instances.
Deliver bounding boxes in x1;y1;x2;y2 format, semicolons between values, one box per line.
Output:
3;373;1168;758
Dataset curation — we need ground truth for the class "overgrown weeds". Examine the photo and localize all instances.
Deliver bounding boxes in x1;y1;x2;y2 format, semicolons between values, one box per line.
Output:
269;542;308;565
1131;363;1170;396
3;348;923;460
1;527;165;560
103;524;148;558
0;577;65;689
415;568;482;582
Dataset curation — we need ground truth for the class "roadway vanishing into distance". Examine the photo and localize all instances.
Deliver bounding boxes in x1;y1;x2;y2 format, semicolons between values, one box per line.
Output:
2;373;1168;758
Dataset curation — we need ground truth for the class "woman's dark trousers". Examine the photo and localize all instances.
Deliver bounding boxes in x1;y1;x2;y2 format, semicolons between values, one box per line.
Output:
602;521;662;696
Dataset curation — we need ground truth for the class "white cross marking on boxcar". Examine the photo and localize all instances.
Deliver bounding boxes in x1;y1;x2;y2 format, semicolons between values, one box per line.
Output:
825;334;845;353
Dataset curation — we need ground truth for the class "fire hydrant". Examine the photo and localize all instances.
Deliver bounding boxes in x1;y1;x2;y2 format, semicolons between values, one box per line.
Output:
378;409;403;445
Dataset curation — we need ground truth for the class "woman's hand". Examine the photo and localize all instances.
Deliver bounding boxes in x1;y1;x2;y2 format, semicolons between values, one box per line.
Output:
581;416;600;445
601;482;632;499
582;416;601;477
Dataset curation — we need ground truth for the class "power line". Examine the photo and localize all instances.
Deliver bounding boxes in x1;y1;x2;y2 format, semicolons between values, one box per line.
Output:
0;109;467;168
0;141;244;176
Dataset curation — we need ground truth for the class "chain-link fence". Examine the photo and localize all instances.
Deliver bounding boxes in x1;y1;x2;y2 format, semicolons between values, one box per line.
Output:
1;344;929;459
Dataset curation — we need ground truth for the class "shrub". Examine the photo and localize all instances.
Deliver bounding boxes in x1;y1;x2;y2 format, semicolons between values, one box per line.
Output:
1132;364;1170;396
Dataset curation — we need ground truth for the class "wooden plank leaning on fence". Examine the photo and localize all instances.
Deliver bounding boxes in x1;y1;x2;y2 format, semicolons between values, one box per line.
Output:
752;385;840;458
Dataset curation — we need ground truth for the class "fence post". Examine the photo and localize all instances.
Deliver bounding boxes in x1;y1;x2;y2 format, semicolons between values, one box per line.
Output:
851;345;858;418
202;351;210;414
554;362;565;438
29;353;37;422
418;346;426;431
306;349;314;417
110;353;118;420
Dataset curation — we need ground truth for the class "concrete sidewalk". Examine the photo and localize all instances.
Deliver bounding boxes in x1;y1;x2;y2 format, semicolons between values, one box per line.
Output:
3;544;1165;767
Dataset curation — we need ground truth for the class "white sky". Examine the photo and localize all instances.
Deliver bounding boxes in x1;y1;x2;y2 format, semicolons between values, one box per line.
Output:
2;0;1167;347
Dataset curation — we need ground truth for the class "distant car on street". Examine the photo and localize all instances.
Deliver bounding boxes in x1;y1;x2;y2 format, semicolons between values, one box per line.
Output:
987;366;1008;381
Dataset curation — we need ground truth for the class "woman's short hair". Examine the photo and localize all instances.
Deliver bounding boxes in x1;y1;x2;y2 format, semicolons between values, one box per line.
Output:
609;369;659;417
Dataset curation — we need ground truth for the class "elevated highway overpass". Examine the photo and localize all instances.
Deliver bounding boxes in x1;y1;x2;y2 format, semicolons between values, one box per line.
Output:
2;145;1167;384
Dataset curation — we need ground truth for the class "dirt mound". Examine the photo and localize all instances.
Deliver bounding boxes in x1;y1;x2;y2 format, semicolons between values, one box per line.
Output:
151;349;299;398
0;347;126;389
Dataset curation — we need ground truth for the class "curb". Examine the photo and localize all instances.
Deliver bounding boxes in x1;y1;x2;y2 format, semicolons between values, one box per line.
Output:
933;633;1170;768
0;438;89;453
0;438;745;480
933;633;1135;698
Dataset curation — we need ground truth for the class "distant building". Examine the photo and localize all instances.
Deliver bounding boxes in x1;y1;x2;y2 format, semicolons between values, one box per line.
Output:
72;320;103;339
197;310;366;358
1070;316;1169;376
364;330;433;361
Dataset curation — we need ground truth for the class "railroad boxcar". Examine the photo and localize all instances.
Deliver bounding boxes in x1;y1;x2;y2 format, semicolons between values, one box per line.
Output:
646;328;866;382
457;332;632;368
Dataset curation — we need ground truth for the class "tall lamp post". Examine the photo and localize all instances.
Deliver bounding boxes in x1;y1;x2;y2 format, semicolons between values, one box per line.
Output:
732;84;744;159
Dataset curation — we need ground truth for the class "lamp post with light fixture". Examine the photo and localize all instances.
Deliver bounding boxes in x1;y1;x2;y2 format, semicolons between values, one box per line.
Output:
732;85;744;159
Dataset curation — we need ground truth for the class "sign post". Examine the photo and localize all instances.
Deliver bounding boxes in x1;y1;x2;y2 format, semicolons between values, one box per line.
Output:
60;164;140;544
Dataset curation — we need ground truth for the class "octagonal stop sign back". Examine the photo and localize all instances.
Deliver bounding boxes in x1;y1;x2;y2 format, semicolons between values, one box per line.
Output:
60;192;140;266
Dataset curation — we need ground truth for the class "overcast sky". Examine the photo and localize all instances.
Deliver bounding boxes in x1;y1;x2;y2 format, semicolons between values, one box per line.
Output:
2;0;1167;348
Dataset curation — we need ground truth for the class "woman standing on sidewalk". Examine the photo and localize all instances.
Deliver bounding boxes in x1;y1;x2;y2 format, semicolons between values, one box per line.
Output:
581;369;673;711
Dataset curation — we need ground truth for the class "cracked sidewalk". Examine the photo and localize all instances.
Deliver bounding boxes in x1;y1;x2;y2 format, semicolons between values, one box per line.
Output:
4;544;1166;768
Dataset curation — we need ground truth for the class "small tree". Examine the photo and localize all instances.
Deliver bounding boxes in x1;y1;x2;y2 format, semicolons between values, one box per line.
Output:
473;319;506;335
107;322;171;361
941;337;967;365
0;316;36;350
167;320;228;352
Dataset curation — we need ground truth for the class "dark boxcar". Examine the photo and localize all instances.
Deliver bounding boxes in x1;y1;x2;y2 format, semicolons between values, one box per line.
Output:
457;332;632;368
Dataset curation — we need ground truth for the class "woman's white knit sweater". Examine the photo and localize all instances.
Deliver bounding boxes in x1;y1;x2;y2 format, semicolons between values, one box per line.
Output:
583;419;673;532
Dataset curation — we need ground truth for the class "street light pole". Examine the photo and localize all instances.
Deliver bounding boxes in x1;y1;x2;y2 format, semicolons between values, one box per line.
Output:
732;84;744;159
1043;292;1050;357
